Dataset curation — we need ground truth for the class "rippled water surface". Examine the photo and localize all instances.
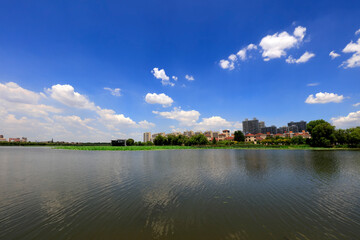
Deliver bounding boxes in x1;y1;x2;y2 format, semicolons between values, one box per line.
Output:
1;147;360;239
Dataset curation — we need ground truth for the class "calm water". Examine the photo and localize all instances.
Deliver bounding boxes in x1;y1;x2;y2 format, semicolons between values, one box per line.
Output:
0;147;360;239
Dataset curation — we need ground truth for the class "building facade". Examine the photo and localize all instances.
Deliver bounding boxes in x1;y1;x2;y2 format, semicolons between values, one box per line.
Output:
261;126;277;134
288;121;307;133
243;118;260;134
143;132;151;143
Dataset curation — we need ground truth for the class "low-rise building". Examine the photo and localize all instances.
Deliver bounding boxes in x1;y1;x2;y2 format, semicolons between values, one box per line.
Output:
152;132;165;139
245;134;256;142
9;138;21;142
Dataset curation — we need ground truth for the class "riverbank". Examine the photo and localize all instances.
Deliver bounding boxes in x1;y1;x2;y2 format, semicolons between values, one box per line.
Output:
53;145;359;151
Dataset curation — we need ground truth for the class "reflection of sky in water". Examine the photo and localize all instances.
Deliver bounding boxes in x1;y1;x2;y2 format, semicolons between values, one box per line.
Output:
1;147;360;240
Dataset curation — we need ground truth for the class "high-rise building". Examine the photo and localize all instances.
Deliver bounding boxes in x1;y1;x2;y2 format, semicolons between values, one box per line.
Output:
288;125;299;133
261;126;277;134
183;131;194;137
143;132;151;142
287;121;307;132
259;121;265;129
242;118;260;134
152;132;165;140
277;126;289;134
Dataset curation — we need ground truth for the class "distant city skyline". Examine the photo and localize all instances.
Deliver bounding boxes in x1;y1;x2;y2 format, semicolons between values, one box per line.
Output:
0;1;359;142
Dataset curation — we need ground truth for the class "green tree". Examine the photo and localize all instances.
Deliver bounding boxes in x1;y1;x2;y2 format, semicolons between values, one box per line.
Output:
348;127;360;147
310;122;335;147
307;119;327;135
212;137;217;145
334;129;348;145
126;138;135;146
234;130;245;142
291;136;305;145
145;141;154;146
153;135;166;146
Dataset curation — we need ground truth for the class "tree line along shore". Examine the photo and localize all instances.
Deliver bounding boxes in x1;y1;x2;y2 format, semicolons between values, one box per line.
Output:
1;119;359;150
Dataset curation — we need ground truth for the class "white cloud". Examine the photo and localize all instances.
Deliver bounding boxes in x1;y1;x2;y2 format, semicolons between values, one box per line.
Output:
331;111;360;129
195;116;232;131
47;84;96;110
236;43;258;61
228;54;237;61
293;26;306;41
286;51;315;64
172;76;178;81
104;87;121;97
152;68;174;86
305;92;345;104
219;59;234;70
0;82;42;104
260;26;306;61
0;82;61;117
355;29;360;35
153;107;200;126
145;93;173;107
329;51;340;59
220;44;257;70
341;38;360;68
138;120;155;129
353;102;360;107
185;75;195;81
307;82;319;87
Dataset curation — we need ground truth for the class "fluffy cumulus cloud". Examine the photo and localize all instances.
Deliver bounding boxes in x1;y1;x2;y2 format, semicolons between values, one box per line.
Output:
0;82;155;142
153;107;243;131
195;116;232;131
219;44;257;70
260;26;306;61
331;111;360;128
185;75;195;81
329;51;340;59
153;107;200;126
104;87;121;97
219;59;234;70
341;38;360;68
172;76;178;81
145;93;173;107
0;82;61;117
152;68;175;86
305;92;345;104
47;84;97;110
286;51;315;64
356;29;360;35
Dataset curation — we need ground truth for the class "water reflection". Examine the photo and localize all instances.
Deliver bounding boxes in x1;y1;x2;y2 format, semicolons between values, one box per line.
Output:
0;147;360;240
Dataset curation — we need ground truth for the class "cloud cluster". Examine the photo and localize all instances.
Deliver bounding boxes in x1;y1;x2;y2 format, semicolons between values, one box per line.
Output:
219;26;313;69
341;38;360;68
305;92;344;104
219;44;257;70
145;93;173;107
286;51;315;64
260;26;306;61
185;75;195;81
153;107;242;131
104;87;121;97
152;68;175;86
331;111;360;129
0;82;155;142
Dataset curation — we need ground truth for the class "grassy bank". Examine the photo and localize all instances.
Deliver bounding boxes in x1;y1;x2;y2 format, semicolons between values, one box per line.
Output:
53;145;359;151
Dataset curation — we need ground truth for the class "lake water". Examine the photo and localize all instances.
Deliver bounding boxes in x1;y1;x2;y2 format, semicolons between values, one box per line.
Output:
0;147;360;239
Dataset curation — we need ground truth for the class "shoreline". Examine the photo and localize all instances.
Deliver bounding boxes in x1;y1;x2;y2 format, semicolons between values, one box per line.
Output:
51;145;360;151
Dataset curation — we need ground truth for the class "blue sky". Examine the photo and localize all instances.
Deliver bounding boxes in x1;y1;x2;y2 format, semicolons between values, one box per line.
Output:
0;0;359;141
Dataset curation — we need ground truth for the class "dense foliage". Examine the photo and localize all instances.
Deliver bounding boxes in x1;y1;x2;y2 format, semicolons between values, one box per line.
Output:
234;130;245;142
126;138;135;146
153;134;209;146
